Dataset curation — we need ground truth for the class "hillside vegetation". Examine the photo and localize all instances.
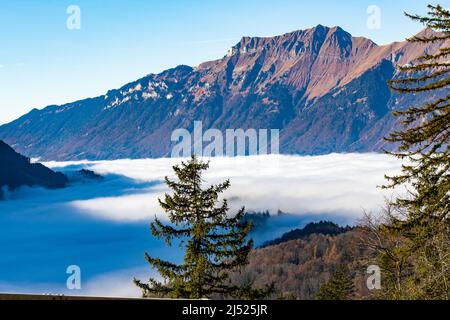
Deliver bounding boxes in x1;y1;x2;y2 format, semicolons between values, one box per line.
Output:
230;228;373;300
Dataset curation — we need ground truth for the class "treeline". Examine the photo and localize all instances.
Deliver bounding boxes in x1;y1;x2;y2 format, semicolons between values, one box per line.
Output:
261;221;353;248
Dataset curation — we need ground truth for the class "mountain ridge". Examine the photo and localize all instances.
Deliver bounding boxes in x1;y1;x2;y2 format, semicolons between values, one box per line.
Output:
261;221;353;248
0;25;448;160
0;140;67;198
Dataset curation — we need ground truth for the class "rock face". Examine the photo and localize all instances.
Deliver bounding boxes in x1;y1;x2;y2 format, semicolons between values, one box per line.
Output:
0;140;67;198
0;26;447;160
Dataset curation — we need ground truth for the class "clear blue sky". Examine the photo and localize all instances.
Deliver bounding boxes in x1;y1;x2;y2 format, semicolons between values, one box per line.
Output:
0;0;444;125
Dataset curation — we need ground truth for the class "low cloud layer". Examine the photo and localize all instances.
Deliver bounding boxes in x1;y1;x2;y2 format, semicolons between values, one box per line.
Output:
46;153;402;222
0;153;403;297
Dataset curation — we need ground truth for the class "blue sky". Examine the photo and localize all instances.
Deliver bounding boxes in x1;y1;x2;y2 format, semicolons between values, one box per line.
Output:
0;0;443;125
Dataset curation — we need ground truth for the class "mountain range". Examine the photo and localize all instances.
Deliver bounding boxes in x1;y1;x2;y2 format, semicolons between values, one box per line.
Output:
0;25;447;160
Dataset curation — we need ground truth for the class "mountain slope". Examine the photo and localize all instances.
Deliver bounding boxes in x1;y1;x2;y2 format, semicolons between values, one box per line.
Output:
229;228;372;300
0;140;67;198
0;26;447;160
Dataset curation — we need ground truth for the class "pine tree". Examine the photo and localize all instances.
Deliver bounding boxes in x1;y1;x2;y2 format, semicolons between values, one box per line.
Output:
379;4;450;299
134;155;267;299
317;266;355;300
386;4;449;220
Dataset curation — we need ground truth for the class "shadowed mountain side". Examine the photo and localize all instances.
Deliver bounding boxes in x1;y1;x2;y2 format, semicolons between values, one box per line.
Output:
0;140;67;198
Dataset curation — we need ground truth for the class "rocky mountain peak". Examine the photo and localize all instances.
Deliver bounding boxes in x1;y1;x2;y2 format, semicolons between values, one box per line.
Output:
0;26;447;161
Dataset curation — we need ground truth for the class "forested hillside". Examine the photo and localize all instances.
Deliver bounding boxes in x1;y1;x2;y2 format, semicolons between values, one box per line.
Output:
230;228;373;300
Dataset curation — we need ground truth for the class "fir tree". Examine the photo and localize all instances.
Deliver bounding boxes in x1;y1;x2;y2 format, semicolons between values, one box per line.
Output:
378;4;449;299
134;155;268;299
317;266;355;300
386;4;449;221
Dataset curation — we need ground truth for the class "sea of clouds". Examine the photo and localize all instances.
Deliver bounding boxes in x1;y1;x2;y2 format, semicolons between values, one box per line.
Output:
0;153;404;297
46;153;403;222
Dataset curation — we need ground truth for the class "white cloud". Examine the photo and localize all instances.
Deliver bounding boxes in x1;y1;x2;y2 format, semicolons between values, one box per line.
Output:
1;153;405;297
81;267;153;298
70;187;167;222
45;153;403;223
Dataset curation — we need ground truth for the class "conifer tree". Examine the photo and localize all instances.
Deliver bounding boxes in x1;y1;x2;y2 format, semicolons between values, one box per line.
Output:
379;4;449;299
134;155;267;299
317;266;355;300
386;4;449;220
